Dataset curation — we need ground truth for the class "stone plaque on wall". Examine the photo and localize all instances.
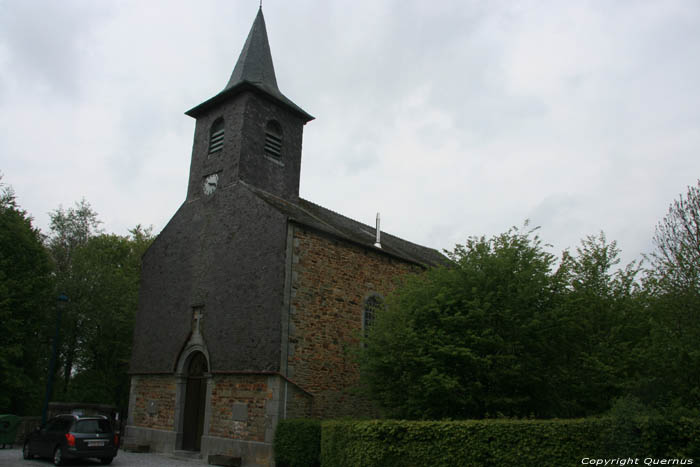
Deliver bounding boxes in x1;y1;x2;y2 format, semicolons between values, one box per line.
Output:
232;403;248;422
147;400;158;416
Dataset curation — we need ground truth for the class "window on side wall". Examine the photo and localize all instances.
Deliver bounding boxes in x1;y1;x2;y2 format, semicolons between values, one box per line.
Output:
363;294;384;339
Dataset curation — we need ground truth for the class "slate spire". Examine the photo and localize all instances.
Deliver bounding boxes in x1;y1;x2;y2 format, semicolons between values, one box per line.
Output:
225;8;278;93
186;8;312;121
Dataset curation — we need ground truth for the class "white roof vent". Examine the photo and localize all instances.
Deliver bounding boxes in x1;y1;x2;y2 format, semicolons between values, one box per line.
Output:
374;212;382;248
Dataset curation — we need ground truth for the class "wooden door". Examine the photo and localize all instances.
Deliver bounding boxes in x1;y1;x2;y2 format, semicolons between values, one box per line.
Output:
182;353;208;451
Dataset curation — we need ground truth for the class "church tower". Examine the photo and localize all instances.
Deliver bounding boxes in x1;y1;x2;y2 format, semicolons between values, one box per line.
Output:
127;9;317;463
127;7;444;466
184;8;313;202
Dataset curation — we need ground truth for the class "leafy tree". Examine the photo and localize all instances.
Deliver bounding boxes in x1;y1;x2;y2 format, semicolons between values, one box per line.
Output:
46;200;102;398
46;201;153;409
639;181;700;412
550;233;642;417
65;227;153;409
360;225;563;419
0;176;53;414
359;227;643;420
649;180;700;291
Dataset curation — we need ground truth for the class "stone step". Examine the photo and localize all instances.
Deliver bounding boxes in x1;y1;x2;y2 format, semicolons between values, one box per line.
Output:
122;443;150;453
208;454;242;466
171;449;203;461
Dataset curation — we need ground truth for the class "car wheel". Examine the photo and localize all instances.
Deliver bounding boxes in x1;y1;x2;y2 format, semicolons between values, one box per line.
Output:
100;457;113;465
22;441;33;459
53;446;64;466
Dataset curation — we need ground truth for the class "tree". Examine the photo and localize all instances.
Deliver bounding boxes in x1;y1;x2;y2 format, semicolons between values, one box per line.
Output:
360;225;563;419
359;226;643;420
649;180;700;291
45;200;153;409
65;227;153;409
550;233;642;417
0;176;53;414
46;200;103;398
639;180;700;412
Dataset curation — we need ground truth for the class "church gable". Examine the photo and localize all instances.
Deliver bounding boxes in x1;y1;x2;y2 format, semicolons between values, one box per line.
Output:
130;183;290;375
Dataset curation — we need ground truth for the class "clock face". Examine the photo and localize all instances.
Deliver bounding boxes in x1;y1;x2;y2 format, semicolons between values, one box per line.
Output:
203;173;219;195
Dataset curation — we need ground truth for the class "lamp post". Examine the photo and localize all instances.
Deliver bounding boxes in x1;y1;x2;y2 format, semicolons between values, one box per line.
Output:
42;293;68;425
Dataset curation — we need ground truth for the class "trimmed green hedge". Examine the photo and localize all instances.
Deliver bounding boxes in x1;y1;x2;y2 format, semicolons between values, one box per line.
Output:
321;419;599;466
320;418;700;467
274;417;700;467
273;418;321;467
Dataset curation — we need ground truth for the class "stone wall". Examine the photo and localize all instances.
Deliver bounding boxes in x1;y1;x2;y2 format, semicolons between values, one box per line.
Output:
129;375;177;431
283;380;313;420
287;227;420;418
208;374;271;443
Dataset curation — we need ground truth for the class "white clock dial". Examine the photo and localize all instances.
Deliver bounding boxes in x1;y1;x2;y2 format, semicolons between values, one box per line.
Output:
203;173;219;195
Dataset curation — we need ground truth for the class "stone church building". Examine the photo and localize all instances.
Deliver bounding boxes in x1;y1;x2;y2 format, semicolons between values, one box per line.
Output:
126;8;443;466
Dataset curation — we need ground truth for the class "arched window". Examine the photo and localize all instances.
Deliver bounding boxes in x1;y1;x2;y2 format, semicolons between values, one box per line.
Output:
264;120;282;158
208;118;225;155
363;294;384;338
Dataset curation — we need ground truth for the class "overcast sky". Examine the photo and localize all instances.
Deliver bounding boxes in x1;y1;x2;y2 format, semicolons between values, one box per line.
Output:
1;0;699;266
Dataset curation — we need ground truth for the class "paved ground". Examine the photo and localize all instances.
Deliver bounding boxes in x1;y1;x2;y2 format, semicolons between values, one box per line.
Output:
0;447;207;466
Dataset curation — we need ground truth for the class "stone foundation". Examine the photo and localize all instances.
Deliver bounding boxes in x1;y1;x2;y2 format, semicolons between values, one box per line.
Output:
126;373;312;466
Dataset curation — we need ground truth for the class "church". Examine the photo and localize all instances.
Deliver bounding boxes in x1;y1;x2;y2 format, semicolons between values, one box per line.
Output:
126;8;444;466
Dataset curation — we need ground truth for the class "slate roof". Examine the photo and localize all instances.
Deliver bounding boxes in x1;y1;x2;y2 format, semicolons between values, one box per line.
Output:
245;183;447;267
186;8;313;122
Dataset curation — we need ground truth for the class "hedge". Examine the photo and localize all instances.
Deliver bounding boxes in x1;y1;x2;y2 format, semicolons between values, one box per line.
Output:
320;418;700;467
322;418;600;466
274;417;700;467
273;418;321;467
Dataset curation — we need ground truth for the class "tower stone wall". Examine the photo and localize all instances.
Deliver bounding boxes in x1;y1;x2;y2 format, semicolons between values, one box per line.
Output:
186;93;246;202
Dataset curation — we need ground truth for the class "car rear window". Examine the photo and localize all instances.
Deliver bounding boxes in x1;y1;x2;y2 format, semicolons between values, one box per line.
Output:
47;418;72;432
73;419;111;434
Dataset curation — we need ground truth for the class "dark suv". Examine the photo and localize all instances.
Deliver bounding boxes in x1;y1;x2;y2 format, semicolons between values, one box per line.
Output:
23;414;118;465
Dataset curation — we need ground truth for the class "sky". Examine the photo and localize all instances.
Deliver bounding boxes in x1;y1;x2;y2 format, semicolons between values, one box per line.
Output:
1;0;699;267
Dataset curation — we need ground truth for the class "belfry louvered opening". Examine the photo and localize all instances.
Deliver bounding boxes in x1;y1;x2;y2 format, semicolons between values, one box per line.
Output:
208;118;225;155
264;120;282;158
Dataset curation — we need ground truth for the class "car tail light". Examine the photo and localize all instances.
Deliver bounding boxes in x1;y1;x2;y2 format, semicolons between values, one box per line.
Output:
114;434;119;446
65;433;76;447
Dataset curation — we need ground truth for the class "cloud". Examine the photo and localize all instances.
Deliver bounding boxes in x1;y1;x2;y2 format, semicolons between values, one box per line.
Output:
0;0;698;271
0;1;111;98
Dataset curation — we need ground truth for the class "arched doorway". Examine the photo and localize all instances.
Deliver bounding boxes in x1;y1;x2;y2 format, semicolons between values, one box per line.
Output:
182;352;208;451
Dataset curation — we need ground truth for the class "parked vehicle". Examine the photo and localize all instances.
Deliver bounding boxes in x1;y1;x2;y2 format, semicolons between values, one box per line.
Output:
23;414;118;465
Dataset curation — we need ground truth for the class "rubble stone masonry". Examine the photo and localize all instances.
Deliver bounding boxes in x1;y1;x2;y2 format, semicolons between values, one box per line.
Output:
130;375;177;431
208;374;270;442
288;226;420;417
